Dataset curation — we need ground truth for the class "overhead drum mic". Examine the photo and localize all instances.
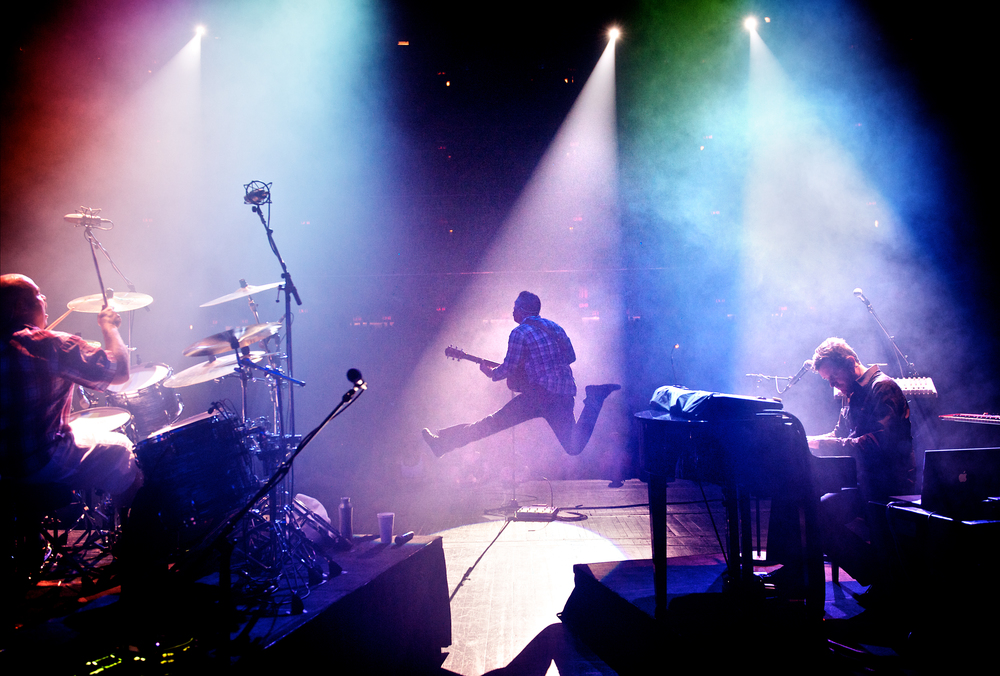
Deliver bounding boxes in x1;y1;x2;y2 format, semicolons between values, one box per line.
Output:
64;212;113;228
243;180;272;206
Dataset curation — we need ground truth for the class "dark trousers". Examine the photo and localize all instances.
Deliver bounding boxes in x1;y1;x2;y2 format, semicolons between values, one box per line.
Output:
435;386;605;456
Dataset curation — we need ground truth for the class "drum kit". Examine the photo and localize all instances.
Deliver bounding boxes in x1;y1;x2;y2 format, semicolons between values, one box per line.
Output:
53;193;360;608
62;281;296;542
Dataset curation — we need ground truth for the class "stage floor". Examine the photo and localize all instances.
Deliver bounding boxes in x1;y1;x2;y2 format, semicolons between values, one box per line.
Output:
10;478;932;675
430;478;877;675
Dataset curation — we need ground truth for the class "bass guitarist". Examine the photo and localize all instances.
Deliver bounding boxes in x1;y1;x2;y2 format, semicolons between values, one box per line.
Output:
422;291;619;457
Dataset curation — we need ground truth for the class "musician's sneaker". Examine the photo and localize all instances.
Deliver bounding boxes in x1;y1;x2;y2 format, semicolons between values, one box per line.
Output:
584;383;621;404
422;428;449;457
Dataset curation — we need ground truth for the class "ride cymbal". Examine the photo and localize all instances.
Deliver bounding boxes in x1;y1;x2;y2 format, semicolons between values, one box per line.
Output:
200;281;281;307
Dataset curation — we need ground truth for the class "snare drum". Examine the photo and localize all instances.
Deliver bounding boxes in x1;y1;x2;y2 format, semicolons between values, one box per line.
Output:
67;406;133;438
136;412;256;551
106;363;183;438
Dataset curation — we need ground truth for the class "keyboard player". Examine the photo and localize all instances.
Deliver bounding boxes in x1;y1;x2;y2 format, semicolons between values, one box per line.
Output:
802;338;915;600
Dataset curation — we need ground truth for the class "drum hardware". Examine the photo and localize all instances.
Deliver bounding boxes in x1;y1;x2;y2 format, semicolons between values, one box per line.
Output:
32;486;121;585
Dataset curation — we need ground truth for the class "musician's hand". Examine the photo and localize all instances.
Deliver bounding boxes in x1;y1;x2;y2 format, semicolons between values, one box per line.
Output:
97;306;122;330
480;362;495;377
809;435;844;455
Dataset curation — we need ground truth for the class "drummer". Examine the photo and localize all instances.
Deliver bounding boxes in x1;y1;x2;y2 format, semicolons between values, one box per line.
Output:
1;274;142;507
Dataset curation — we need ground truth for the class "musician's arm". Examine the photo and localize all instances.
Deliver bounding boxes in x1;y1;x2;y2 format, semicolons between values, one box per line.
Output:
489;329;524;382
98;306;130;385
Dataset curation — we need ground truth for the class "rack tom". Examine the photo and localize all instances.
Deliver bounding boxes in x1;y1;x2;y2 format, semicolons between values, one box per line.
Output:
106;363;183;438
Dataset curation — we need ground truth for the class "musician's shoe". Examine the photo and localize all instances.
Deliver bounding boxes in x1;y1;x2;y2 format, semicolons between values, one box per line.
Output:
422;428;449;457
585;384;621;404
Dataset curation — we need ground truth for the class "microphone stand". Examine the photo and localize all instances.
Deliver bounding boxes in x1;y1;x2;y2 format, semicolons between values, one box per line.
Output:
855;291;914;378
244;182;304;500
82;226;110;310
245;186;302;432
746;373;795;395
72;208;145;358
172;375;366;660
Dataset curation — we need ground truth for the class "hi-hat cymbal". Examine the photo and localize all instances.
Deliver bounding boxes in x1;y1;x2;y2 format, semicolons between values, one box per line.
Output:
68;291;153;313
182;321;282;357
163;351;266;389
200;282;281;307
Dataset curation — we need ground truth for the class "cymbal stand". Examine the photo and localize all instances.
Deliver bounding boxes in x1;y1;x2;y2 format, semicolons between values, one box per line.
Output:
241;288;285;436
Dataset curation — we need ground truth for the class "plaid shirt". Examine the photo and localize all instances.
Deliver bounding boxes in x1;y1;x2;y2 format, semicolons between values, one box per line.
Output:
832;365;914;501
491;315;577;396
1;325;121;478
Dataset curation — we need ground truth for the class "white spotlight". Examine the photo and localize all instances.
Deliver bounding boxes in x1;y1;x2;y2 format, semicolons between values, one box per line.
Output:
195;25;206;36
609;27;621;41
744;17;758;31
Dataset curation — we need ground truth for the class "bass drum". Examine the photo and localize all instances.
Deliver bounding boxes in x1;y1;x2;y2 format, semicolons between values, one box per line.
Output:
136;412;256;552
106;363;183;439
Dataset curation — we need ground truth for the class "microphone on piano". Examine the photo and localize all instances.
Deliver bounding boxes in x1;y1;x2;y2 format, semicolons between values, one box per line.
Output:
786;359;813;389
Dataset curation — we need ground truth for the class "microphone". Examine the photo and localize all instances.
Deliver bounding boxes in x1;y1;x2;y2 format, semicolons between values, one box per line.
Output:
853;288;872;308
787;359;813;388
64;213;113;226
341;368;366;402
244;188;270;205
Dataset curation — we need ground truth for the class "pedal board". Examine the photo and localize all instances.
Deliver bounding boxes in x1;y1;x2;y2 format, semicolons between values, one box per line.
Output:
515;505;559;522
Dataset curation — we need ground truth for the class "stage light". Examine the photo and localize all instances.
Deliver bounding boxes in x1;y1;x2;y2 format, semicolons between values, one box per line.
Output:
195;25;206;36
609;27;621;41
744;17;758;31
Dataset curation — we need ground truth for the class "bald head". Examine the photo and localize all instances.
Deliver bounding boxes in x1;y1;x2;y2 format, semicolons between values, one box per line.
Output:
1;274;47;332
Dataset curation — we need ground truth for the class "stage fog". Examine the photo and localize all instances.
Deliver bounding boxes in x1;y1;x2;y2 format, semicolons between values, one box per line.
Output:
3;0;995;533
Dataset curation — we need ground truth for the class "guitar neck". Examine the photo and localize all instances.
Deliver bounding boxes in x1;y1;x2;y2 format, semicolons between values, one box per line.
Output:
445;346;500;368
466;355;501;368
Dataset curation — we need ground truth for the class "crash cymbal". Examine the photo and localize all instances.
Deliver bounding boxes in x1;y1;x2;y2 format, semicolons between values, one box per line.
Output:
182;321;282;357
68;291;153;313
163;351;266;389
200;281;281;307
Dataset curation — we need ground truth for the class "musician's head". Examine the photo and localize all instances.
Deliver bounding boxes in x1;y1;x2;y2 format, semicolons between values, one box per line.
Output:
811;337;864;394
1;274;47;333
513;291;541;324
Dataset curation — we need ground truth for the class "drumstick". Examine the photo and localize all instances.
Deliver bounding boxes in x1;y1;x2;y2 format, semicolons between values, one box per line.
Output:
46;308;74;330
